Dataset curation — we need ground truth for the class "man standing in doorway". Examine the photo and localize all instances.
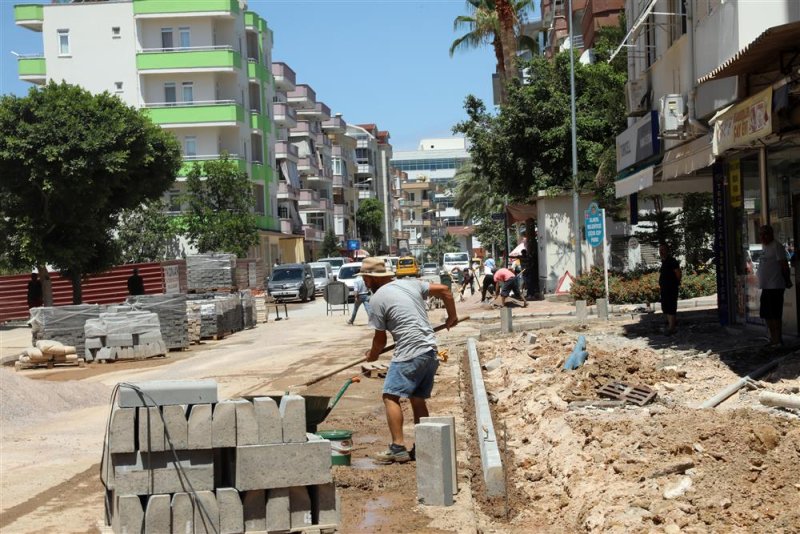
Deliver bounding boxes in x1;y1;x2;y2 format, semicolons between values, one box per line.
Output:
757;225;790;347
27;273;43;309
359;257;458;464
127;268;145;296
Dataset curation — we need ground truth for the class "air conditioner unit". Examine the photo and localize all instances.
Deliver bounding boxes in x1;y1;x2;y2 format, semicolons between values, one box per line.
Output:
625;76;650;116
659;94;686;136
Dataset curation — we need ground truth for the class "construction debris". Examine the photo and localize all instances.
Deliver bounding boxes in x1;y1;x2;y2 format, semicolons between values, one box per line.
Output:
597;380;657;406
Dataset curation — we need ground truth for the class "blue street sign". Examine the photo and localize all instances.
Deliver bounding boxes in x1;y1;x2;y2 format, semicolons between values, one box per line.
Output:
346;239;360;251
584;202;604;248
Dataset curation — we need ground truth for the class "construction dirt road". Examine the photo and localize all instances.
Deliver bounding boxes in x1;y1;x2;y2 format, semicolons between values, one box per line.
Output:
1;294;799;533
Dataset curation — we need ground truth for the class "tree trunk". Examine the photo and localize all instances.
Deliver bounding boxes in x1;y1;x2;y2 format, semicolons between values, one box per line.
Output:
495;0;518;90
70;271;83;304
493;36;507;102
37;264;53;307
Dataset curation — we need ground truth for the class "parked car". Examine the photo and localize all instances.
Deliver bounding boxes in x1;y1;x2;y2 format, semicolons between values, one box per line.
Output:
317;257;346;279
267;263;316;302
309;262;333;294
442;251;470;274
422;262;439;276
396;256;420;278
336;262;363;301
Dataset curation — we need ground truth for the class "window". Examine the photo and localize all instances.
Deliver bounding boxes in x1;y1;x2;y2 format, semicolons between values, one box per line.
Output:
57;29;70;56
114;81;123;92
182;82;194;103
184;136;197;157
179;27;190;49
164;82;176;105
253;184;265;214
112;26;121;38
161;28;173;51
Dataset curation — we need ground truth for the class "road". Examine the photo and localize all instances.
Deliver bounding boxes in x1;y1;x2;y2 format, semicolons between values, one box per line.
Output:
0;297;381;532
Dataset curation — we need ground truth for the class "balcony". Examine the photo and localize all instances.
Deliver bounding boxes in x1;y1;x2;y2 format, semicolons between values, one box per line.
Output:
17;56;45;84
403;219;432;227
277;181;298;200
399;199;432;209
178;154;246;178
273;103;297;129
356;163;375;176
250;111;269;133
333;175;352;189
143;100;244;128
133;0;240;18
287;84;316;109
303;224;324;241
280;218;302;235
275;141;299;161
393;230;411;240
137;47;241;73
314;133;332;152
289;121;314;138
297;102;331;121
244;11;268;33
14;4;42;31
297;156;320;175
271;62;296;92
322;116;347;133
298;188;320;207
248;59;269;84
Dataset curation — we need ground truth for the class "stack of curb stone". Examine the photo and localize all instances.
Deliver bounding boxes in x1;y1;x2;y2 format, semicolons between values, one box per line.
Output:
187;254;236;291
30;304;105;357
189;294;244;339
102;381;340;534
186;302;202;345
84;310;166;362
128;294;189;350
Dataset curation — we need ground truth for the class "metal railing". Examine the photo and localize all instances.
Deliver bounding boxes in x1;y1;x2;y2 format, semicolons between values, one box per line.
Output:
143;99;238;108
139;45;235;53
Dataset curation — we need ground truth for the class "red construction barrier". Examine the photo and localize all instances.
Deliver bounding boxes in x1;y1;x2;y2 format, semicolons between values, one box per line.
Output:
0;262;165;323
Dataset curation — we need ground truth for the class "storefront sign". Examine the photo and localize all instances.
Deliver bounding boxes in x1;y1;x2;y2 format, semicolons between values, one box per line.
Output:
728;159;742;207
713;87;772;156
163;265;180;294
616;111;660;172
712;163;729;326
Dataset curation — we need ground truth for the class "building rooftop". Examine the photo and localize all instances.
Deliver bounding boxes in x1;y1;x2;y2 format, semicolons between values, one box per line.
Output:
391;148;469;161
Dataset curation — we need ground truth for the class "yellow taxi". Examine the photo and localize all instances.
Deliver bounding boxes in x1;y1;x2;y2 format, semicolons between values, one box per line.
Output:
396;256;420;278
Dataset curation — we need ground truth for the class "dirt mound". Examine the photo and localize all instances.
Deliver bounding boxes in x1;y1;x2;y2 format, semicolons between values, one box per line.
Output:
0;369;111;423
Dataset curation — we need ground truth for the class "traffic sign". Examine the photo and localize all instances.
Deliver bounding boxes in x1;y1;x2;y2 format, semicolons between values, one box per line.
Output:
346;239;360;251
584;202;604;248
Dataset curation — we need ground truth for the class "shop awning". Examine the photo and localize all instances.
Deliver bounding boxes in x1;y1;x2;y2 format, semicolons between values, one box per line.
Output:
615;165;654;198
506;203;537;225
697;20;800;84
661;134;714;180
608;0;658;62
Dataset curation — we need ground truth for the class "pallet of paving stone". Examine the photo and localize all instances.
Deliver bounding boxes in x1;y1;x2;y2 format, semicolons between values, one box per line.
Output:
128;294;189;350
29;304;106;356
186;302;202;344
186;253;236;292
84;310;167;363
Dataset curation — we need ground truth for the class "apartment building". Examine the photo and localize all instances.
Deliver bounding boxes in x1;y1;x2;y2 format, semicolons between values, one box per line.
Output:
325;114;358;245
612;0;800;331
14;0;281;264
391;138;472;253
398;177;443;259
540;0;625;58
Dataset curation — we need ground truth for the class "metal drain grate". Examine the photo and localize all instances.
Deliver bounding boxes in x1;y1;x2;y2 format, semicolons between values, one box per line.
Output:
597;381;656;406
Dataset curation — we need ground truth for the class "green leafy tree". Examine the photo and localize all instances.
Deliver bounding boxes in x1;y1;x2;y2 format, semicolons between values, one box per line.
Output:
321;229;340;258
425;233;461;263
357;198;384;255
0;81;181;304
116;200;182;263
682;193;713;268
184;155;258;257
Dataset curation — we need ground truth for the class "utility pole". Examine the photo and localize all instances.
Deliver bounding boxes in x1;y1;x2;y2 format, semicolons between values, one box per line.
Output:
568;0;581;277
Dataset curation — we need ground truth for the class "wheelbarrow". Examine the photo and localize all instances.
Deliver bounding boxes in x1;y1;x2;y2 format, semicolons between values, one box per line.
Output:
260;375;361;433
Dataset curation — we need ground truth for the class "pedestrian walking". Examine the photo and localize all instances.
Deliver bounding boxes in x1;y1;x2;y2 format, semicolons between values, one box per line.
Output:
658;244;681;335
757;225;791;347
127;268;145;296
481;256;496;302
347;276;371;325
493;266;527;307
359;257;458;464
27;272;43;309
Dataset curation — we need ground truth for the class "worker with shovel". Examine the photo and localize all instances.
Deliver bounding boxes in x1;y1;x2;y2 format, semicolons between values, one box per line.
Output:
359;257;458;464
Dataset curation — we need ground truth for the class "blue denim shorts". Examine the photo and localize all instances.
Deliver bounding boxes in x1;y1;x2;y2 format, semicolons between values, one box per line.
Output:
383;350;439;399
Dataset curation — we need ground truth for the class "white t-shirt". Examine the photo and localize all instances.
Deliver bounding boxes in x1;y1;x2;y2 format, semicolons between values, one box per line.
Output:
757;241;788;289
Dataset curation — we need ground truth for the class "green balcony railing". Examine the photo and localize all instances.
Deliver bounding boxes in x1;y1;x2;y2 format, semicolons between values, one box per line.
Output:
18;57;45;78
137;48;241;71
247;60;268;84
245;11;268;33
178;155;247;177
144;102;244;126
133;0;239;16
250;111;268;132
14;4;43;24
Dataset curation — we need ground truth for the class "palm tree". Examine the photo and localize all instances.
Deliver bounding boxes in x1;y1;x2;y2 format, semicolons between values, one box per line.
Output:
453;163;504;221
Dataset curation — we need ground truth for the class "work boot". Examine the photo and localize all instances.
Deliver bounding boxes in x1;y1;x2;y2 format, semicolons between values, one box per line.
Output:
373;443;411;464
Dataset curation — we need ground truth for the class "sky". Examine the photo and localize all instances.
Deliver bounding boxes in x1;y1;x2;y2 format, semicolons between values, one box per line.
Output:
0;0;538;150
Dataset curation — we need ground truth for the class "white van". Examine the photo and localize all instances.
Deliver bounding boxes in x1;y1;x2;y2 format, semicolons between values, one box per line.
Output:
442;252;470;273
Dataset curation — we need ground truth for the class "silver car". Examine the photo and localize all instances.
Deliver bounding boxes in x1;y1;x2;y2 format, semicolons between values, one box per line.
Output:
310;262;333;294
267;263;316;302
422;262;439;276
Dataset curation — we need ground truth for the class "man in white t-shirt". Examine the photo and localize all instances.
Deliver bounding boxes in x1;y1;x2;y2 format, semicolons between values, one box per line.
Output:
756;225;790;346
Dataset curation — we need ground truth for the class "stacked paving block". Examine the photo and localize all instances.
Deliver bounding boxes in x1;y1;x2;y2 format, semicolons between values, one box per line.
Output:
240;290;256;329
15;339;85;370
128;294;189;350
84;310;166;362
29;304;106;356
188;294;245;339
102;381;340;534
186;302;202;345
187;253;236;292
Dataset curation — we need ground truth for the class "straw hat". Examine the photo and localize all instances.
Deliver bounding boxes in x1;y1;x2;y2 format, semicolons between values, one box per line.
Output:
358;257;395;277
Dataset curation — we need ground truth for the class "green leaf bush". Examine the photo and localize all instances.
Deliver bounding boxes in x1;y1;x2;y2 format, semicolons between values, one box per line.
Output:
570;266;716;305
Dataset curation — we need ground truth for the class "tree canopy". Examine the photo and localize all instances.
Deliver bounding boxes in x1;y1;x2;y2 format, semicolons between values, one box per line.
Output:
116;200;182;263
184;155;258;258
0;81;182;303
321;229;340;258
356;198;384;254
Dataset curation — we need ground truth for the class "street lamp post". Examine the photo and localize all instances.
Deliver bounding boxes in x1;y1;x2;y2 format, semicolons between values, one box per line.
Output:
568;0;581;277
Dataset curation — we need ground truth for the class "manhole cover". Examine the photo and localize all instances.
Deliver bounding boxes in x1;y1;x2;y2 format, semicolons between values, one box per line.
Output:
597;381;656;406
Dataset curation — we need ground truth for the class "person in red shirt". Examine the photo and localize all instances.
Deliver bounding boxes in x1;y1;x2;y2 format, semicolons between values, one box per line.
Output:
493;267;527;307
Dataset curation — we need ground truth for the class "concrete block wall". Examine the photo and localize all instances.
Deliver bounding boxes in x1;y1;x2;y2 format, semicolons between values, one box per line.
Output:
102;383;340;534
